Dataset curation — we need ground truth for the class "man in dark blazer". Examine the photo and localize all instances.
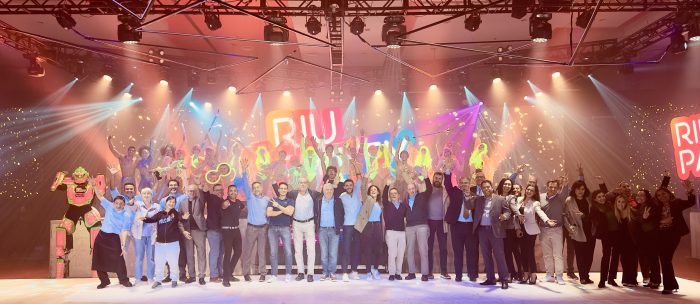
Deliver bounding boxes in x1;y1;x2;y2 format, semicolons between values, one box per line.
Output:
444;171;479;282
470;179;511;289
178;184;208;285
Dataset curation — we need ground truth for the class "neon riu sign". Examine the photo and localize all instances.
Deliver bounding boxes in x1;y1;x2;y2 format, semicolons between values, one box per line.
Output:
671;113;700;179
266;108;344;150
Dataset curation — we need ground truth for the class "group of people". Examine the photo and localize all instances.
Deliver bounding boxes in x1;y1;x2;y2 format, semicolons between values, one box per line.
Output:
84;131;695;296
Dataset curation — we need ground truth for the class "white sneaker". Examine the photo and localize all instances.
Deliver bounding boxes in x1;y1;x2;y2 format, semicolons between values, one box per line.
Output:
330;274;337;282
372;269;381;280
342;273;350;282
366;273;374;280
351;271;360;280
543;274;555;282
266;275;278;283
556;275;565;285
319;274;327;281
285;274;292;282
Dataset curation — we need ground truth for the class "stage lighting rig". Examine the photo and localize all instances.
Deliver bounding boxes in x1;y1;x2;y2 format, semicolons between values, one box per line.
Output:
689;15;700;42
26;56;45;77
306;16;322;35
188;70;201;88
530;12;552;43
54;9;76;30
668;30;688;54
464;13;482;32
203;10;222;31
264;15;289;43
511;0;533;19
350;16;365;35
576;8;594;28
117;15;141;44
382;16;406;49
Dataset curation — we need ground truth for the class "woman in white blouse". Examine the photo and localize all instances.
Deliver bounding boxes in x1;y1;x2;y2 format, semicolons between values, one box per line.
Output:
516;184;556;285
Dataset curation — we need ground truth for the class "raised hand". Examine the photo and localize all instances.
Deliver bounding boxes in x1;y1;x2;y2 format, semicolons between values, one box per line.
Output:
594;175;604;183
107;164;120;175
682;179;694;193
663;170;670;177
240;158;249;171
576;162;583;176
642;206;651;220
516;164;526;174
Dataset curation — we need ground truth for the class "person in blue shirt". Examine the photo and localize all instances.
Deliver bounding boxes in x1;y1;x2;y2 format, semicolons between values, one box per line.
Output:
91;180;134;289
265;182;296;283
339;167;363;282
239;158;272;282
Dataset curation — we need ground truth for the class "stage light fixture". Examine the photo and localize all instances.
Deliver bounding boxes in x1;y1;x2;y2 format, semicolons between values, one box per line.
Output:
54;10;76;30
668;29;688;54
188;70;201;88
464;13;482;32
228;86;237;92
492;77;502;83
576;8;594;29
204;11;222;31
103;75;113;81
283;90;291;96
160;79;169;86
529;12;552;43
26;56;45;77
264;16;289;44
552;71;561;78
429;84;438;90
382;16;406;48
350;16;365;35
305;16;322;36
688;18;700;42
374;89;383;96
511;0;533;19
491;66;502;82
117;15;142;44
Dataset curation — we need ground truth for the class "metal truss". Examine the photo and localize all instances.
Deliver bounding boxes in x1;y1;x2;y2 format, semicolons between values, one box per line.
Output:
0;0;696;16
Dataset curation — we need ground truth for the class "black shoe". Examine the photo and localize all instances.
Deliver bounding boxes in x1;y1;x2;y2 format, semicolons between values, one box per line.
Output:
185;277;196;284
210;277;222;283
428;274;435;280
455;277;463;282
244;275;252;282
171;281;177;288
405;273;416;280
661;290;673;295
607;280;619;287
469;277;478;282
121;281;133;287
178;276;187;283
223;280;231;287
232;277;240;282
141;275;148;282
307;275;314;282
598;281;606;288
162;277;172;283
258;274;266;282
480;280;497;286
389;275;395;281
645;283;660;289
421;275;429;282
501;280;509;289
96;282;110;289
296;273;305;281
581;278;594;285
395;274;403;280
199;278;206;285
440;273;451;280
151;282;162;289
567;272;579;280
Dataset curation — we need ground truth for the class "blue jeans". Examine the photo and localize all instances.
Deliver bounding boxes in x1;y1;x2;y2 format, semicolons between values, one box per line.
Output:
134;235;155;280
268;226;292;276
319;227;339;275
207;229;223;277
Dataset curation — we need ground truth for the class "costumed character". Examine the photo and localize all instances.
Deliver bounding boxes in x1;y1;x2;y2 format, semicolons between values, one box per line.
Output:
469;142;489;172
50;166;105;278
414;145;433;177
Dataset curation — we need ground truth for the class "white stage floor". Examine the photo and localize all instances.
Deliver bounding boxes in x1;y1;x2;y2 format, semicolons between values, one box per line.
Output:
2;273;699;303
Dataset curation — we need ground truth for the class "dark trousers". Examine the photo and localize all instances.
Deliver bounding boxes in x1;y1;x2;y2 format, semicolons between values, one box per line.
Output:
97;270;129;285
504;228;523;279
450;222;479;280
563;228;576;273
478;226;508;282
638;231;661;284
361;222;383;271
599;237;620;282
428;220;448;274
222;229;243;281
620;235;639;284
341;226;361;273
520;233;538;273
573;236;596;281
659;234;681;291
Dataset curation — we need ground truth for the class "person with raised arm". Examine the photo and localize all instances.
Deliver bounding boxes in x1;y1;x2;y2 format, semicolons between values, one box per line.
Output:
444;168;479;282
107;135;138;187
354;178;383;281
140;196;181;289
239;158;272;283
338;157;363;281
383;177;408;281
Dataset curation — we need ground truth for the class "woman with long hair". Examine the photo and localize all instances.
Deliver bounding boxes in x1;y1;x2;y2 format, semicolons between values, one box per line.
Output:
655;179;695;295
517;184;555;285
354;183;384;280
613;191;638;287
496;177;522;282
632;188;661;289
590;185;622;288
563;180;595;284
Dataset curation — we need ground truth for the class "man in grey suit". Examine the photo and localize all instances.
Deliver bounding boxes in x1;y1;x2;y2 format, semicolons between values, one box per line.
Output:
470;180;511;289
178;184;208;285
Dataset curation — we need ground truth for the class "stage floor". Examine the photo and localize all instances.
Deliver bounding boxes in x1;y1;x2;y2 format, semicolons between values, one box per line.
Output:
2;273;699;304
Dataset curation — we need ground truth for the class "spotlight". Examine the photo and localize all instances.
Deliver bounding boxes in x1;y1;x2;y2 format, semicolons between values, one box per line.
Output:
159;79;169;86
429;84;438;90
123;92;132;98
117;15;141;44
492;77;502;83
464;13;482;32
350;16;365;35
103;75;113;81
227;86;237;92
530;12;552;43
668;27;688;54
511;0;533;19
491;66;502;81
283;90;291;96
382;16;406;48
576;8;594;29
374;89;382;96
188;70;200;88
305;16;322;36
688;18;700;42
26;56;45;77
206;72;216;84
264;15;289;43
54;10;76;30
552;71;561;77
204;11;222;31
